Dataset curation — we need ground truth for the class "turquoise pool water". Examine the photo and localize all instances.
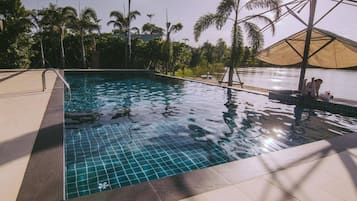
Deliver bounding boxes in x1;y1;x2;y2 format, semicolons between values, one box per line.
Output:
64;72;357;199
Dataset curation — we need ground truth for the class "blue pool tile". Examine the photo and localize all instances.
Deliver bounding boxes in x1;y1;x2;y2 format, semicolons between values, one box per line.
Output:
64;73;357;199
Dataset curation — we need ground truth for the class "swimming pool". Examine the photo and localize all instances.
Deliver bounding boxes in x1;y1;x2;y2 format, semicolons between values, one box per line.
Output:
64;72;357;199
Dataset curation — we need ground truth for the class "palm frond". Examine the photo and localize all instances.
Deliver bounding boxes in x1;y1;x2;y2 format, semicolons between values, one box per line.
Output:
247;14;275;35
107;20;123;30
245;0;282;20
193;13;218;41
81;7;98;21
169;23;183;33
109;11;125;21
129;10;141;22
243;21;264;50
215;0;235;29
131;27;140;34
217;0;235;18
108;11;126;30
63;6;77;18
62;6;77;26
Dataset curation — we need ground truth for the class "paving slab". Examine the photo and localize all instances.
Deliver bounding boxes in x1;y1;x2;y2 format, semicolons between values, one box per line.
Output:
0;70;56;201
182;134;357;201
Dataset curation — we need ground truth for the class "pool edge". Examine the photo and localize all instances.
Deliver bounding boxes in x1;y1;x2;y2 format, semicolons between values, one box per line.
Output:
154;73;269;96
16;74;65;201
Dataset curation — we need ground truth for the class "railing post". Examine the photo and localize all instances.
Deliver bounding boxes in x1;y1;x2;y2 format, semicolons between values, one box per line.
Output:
42;69;47;91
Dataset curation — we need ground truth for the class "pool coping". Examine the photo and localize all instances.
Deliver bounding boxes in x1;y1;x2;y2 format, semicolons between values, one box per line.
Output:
154;73;269;96
12;69;357;201
16;74;65;201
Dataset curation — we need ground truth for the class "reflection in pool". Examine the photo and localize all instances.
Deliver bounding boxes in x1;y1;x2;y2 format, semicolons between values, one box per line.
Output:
64;72;357;199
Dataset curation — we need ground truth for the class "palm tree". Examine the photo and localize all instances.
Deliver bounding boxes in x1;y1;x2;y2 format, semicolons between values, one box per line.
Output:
39;4;77;68
30;9;46;68
194;0;281;86
74;7;100;68
108;10;141;67
163;22;183;75
107;10;141;35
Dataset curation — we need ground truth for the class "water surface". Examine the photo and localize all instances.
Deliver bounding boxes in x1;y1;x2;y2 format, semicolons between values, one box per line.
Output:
64;72;357;199
238;67;357;100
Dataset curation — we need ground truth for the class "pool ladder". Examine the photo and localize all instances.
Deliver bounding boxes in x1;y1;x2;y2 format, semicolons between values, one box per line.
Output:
42;68;71;100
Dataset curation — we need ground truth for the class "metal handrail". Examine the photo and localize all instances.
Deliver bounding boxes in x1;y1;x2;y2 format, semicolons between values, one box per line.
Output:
42;68;71;100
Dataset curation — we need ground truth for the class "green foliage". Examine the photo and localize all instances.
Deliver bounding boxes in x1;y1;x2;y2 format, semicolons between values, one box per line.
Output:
1;2;271;70
164;22;183;73
38;4;77;68
95;33;126;68
73;7;100;67
142;23;164;35
194;0;281;70
0;0;32;68
189;62;226;79
172;42;192;73
107;10;141;34
175;67;194;77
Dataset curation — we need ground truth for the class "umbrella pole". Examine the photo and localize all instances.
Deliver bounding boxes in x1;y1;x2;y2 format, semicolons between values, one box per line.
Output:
298;0;317;91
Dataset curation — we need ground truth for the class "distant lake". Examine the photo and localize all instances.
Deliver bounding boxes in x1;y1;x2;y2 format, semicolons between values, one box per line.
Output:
237;67;357;100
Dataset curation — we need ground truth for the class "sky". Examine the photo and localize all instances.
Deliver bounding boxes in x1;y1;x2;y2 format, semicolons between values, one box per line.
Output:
22;0;357;48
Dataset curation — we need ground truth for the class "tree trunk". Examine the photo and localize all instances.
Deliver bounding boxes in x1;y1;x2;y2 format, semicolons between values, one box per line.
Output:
40;38;46;68
60;27;65;69
81;31;87;68
125;37;128;68
229;10;239;86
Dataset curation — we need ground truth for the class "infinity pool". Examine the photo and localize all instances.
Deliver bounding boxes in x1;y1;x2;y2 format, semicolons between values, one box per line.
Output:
64;72;357;199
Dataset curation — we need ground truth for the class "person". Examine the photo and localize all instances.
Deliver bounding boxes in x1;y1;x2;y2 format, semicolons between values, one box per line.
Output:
304;77;315;97
0;19;3;32
304;77;323;98
314;78;323;97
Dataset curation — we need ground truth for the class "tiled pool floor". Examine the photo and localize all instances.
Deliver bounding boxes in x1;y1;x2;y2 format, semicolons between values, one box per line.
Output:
65;121;230;198
68;133;357;201
64;72;357;199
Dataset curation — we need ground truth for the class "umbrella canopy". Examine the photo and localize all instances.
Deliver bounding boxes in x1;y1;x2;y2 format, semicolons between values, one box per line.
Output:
257;28;357;68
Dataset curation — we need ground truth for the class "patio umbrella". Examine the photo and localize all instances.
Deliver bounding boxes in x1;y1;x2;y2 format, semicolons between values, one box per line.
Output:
257;27;357;68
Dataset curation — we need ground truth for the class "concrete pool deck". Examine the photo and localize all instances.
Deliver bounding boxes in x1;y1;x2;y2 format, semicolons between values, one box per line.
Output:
1;69;356;201
0;70;56;201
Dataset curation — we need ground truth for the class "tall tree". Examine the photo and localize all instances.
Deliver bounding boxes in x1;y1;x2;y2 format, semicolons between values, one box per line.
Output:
162;22;183;74
73;7;100;68
30;9;46;68
242;46;251;65
214;38;228;63
107;10;141;35
0;0;32;68
39;4;77;68
201;41;214;65
172;42;192;75
194;0;281;86
108;10;140;67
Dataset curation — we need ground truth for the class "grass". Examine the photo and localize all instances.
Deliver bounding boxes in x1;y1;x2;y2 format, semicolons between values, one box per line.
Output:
174;63;226;79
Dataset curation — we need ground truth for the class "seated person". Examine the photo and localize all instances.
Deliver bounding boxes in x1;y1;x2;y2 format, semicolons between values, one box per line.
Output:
314;78;323;97
304;77;323;98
